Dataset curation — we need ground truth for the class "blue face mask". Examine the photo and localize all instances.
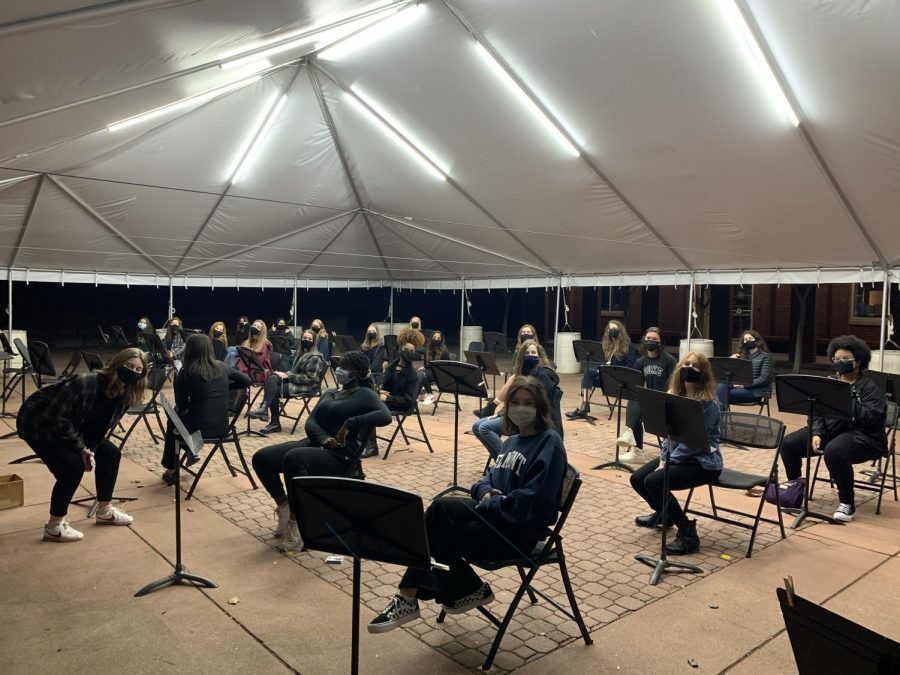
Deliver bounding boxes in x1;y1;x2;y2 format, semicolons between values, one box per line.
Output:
335;367;352;386
137;322;147;330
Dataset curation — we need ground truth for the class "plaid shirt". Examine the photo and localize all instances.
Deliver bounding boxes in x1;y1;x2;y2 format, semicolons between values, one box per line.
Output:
285;352;327;397
16;374;125;452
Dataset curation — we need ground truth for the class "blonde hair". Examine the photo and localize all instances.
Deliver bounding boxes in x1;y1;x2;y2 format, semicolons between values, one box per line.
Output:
242;318;270;352
310;318;328;340
208;321;227;346
361;324;380;350
602;320;631;361
99;348;147;408
668;351;717;401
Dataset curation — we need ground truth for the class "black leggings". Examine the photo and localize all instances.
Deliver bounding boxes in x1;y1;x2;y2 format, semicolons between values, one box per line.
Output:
261;375;291;420
399;497;536;603
780;427;882;505
625;400;644;448
252;440;354;506
630;457;721;527
28;438;121;517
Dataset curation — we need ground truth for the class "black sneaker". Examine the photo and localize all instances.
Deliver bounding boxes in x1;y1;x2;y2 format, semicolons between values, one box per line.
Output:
441;582;494;615
634;512;673;529
259;421;282;435
367;594;420;634
360;441;379;459
833;503;855;522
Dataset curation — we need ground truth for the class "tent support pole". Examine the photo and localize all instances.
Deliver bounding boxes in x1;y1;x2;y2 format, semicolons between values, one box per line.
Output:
168;277;174;321
292;278;298;333
459;279;465;354
7;268;12;340
879;270;889;370
389;284;395;333
686;276;695;353
554;279;562;364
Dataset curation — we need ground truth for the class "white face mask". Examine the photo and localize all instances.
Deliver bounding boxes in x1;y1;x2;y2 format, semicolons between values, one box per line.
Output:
507;404;537;429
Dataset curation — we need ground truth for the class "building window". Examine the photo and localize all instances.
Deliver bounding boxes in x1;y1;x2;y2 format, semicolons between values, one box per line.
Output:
850;284;883;325
599;287;628;317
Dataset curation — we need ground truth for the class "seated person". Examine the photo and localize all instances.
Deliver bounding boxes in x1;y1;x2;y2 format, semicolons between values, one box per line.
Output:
360;324;386;382
238;318;273;384
619;327;677;465
368;376;567;633
309;319;332;360
268;318;296;370
365;341;421;459
164;316;186;367
248;330;327;435
473;340;562;459
510;323;539;372
251;351;392;551
134;316;155;352
779;335;887;522
208;321;229;361
568;319;636;419
715;330;774;409
232;316;250;347
161;335;252;485
629;351;722;554
420;330;450;405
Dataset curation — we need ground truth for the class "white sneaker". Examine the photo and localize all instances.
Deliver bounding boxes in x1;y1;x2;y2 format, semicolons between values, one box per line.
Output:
421;395;434;406
95;507;134;526
274;502;291;538
833;503;855;522
619;446;646;465
43;521;84;542
283;520;303;552
616;428;637;448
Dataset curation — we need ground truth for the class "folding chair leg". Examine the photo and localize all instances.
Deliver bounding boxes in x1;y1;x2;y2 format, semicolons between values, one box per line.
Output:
708;485;719;518
398;417;410;445
141;413;160;444
516;565;538;604
185;445;220;500
220;448;239;478
415;409;434;453
382;419;404;460
482;570;537;670
233;436;258;490
556;545;593;647
290;400;310;435
115;416;142;451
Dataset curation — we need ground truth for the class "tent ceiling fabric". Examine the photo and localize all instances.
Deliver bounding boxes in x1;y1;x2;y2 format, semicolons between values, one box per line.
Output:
0;0;897;285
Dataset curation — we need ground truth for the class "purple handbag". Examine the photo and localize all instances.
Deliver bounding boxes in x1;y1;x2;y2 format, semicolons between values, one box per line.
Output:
764;479;804;509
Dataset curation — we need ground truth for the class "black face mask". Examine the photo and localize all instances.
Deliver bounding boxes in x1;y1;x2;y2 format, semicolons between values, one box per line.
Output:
432;339;443;346
411;322;420;330
680;367;703;383
523;354;540;371
834;360;855;375
301;339;314;350
400;351;420;364
250;326;261;337
743;340;757;351
239;320;247;326
520;333;533;342
608;328;620;339
117;365;142;386
644;340;660;352
367;331;376;339
276;324;286;331
311;325;321;333
213;329;224;338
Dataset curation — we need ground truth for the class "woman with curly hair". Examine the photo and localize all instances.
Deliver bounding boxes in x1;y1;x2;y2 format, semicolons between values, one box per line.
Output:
779;335;887;522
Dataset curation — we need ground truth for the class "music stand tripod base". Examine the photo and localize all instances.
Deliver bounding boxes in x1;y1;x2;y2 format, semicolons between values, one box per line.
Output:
784;507;844;530
592;458;634;473
634;552;703;586
135;564;218;597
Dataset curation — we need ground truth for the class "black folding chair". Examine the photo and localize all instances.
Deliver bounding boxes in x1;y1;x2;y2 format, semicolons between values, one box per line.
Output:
81;352;105;371
108;367;168;449
436;465;592;670
378;403;434;459
278;365;328;435
27;341;65;389
683;412;787;558
808;401;899;515
109;325;129;346
59;351;82;378
236;347;267;438
730;396;772;416
180;392;258;500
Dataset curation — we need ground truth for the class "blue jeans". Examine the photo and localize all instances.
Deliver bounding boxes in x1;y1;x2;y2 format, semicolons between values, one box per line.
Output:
716;383;758;409
226;345;239;369
472;416;504;459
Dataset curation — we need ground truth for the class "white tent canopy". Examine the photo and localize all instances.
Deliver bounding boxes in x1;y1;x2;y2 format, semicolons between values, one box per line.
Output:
0;0;898;288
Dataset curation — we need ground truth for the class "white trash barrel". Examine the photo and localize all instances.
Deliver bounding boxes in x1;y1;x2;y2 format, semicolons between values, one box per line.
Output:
7;330;27;369
392;322;410;335
879;350;900;375
373;322;393;338
679;338;715;360
461;325;484;352
555;331;582;374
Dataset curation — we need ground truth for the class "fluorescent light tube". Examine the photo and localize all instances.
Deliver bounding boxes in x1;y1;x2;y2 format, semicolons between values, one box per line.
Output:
318;4;422;61
715;0;800;126
474;42;579;157
230;94;288;184
108;75;261;132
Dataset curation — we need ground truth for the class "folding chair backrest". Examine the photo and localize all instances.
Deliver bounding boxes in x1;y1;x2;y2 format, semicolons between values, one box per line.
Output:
468;340;484;353
147;366;168;393
719;411;785;449
110;325;128;345
0;331;14;356
82;352;105;371
98;325;110;345
14;338;33;368
60;352;81;378
29;341;57;378
886;401;899;431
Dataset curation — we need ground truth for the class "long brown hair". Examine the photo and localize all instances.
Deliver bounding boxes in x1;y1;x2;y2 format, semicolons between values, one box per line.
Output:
502;376;555;435
182;334;224;382
740;329;769;353
668;351;717;401
641;326;663;355
99;348;147;407
516;323;539;346
208;321;227;347
512;339;551;376
426;331;446;363
242;318;269;352
601;320;631;361
361;324;380;351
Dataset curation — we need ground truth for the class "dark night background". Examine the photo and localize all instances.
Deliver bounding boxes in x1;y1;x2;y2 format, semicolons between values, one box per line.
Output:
2;281;552;350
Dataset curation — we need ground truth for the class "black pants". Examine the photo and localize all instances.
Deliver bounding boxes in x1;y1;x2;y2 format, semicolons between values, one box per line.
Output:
161;415;227;470
780;427;883;505
630;457;721;527
28;438;121;517
399;497;536;603
420;367;437;395
625;400;643;448
252;440;354;504
261;375;291;421
580;368;600;392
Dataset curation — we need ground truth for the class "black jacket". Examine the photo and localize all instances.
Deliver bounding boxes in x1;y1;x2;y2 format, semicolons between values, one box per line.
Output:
175;366;252;438
811;374;887;454
381;359;420;412
527;365;564;440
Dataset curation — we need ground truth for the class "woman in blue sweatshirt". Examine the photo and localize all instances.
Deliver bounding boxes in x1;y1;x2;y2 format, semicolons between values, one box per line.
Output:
629;351;723;555
368;376;567;634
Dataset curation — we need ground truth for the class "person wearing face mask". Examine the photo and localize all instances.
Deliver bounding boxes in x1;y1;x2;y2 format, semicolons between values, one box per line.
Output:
309;319;332;361
629;351;722;555
164;316;187;367
252;351;392;551
16;348;148;542
618;328;677;465
372;342;422;459
361;324;386;383
472;340;562;459
233;316;250;347
238;318;273;384
368;377;566;634
161;335;252;485
248;330;327;435
268;317;296;370
567;320;636;420
778;335;887;522
715;330;774;410
208;321;229;361
134;316;155;353
420;331;450;406
509;324;540;372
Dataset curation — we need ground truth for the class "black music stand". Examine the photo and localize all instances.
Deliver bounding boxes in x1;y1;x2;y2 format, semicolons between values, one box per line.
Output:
383;334;399;361
135;393;217;597
144;333;169;366
775;375;852;528
430;360;488;497
593;366;644;473
572;340;605;422
867;369;898;402
483;331;506;355
290;477;433;675
709;357;754;411
634;387;708;586
236;347;267;438
465;350;503;402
